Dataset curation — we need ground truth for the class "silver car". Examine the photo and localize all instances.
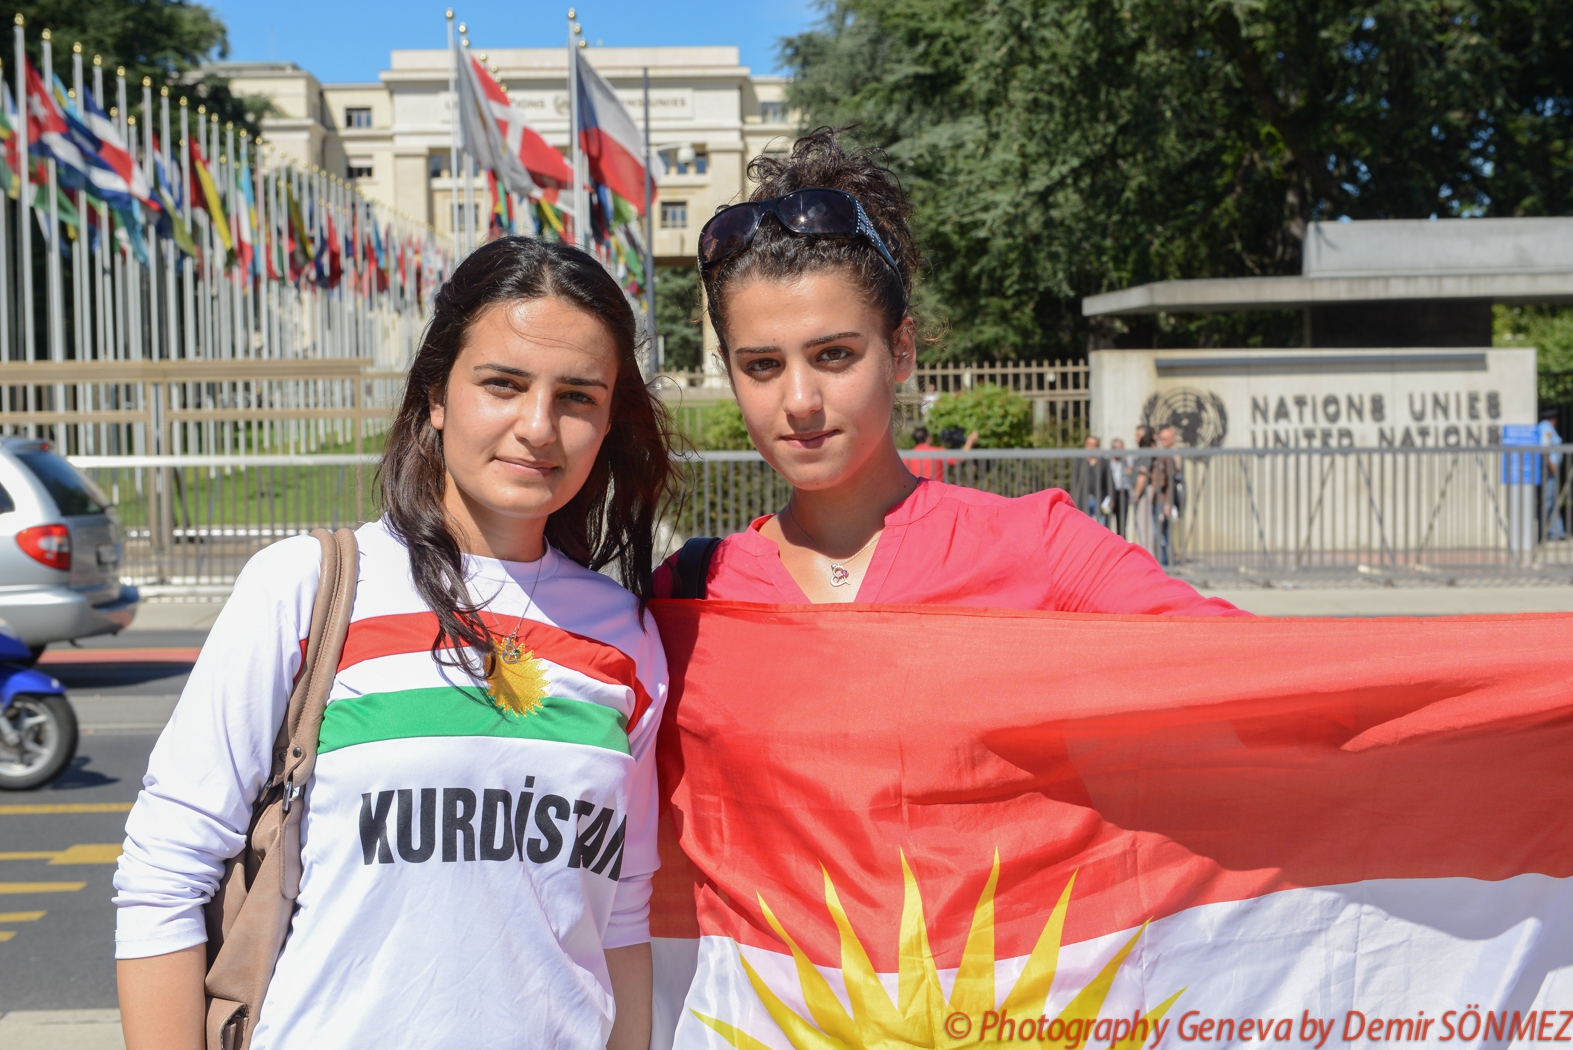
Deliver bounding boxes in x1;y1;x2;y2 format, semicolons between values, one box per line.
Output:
0;438;139;661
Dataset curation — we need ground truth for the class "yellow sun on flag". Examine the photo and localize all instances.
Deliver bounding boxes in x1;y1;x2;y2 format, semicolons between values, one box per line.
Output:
487;647;549;717
693;853;1184;1050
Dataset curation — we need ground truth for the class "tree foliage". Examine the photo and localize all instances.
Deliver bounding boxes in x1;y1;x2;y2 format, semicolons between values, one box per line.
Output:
14;0;267;136
655;264;705;371
783;0;1573;361
1495;304;1573;397
701;400;755;450
925;386;1034;447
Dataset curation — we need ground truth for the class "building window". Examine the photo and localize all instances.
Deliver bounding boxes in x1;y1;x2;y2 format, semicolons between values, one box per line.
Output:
661;201;687;229
429;153;449;178
658;147;708;176
760;101;787;124
348;159;374;179
345;107;372;129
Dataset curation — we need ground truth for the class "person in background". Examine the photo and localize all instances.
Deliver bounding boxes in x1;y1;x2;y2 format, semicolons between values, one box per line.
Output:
1152;425;1181;566
1071;435;1112;527
1108;437;1132;538
907;424;977;481
1538;410;1566;541
1131;426;1157;558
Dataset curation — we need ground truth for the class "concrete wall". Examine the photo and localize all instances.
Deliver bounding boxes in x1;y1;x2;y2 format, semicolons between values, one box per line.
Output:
1303;218;1573;276
1090;347;1537;449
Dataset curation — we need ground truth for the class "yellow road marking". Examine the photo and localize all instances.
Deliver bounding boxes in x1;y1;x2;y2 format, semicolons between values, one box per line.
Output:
0;882;86;894
0;931;14;941
0;844;124;864
48;844;123;865
0;911;46;922
0;802;134;815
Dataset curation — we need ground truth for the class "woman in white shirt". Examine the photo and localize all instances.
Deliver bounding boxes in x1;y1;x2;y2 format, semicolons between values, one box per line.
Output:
114;238;677;1050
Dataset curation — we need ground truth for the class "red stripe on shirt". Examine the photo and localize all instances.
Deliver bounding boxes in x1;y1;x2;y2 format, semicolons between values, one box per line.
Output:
337;611;654;731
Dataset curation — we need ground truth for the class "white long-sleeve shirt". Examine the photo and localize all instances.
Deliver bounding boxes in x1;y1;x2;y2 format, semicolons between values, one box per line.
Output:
114;519;668;1049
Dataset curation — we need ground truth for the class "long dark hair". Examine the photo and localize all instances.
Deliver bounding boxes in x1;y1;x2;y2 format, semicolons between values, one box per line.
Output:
380;237;678;677
702;126;923;354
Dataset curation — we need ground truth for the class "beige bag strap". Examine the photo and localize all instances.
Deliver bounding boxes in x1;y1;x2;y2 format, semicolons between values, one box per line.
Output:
204;527;359;1050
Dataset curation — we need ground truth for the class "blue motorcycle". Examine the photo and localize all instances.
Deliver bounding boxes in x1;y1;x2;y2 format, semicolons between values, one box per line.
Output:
0;617;76;790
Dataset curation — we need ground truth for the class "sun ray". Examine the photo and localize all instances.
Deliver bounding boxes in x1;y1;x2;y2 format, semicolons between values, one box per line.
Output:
999;871;1076;1017
694;1007;814;1050
698;854;1183;1050
821;866;906;1035
894;853;945;1043
1054;920;1151;1025
735;952;852;1050
757;893;860;1045
1113;989;1188;1050
945;850;1000;1021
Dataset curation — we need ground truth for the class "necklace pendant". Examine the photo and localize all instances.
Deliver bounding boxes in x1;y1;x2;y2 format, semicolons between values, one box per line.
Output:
499;641;522;664
829;563;852;587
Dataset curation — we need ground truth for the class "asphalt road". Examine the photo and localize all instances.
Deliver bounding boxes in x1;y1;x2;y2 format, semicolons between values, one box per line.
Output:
1;630;203;1012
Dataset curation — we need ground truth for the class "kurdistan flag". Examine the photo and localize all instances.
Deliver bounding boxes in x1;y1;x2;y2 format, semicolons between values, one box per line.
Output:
647;602;1573;1050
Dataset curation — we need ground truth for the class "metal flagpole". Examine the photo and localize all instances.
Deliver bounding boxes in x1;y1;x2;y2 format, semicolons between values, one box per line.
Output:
0;51;8;372
142;79;160;364
71;43;88;450
91;56;109;362
161;89;179;364
642;65;656;375
41;31;67;435
179;97;195;366
458;25;473;257
568;9;585;249
13;17;31;373
446;10;460;256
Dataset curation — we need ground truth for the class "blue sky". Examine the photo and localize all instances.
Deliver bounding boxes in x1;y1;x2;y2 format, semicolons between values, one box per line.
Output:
206;0;819;83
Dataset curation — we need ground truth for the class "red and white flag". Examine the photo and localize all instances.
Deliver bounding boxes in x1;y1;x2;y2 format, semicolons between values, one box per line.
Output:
574;49;648;215
452;38;571;200
468;53;571;192
649;602;1573;1050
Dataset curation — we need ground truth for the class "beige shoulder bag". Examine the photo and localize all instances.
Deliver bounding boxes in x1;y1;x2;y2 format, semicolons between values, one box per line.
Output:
201;527;359;1050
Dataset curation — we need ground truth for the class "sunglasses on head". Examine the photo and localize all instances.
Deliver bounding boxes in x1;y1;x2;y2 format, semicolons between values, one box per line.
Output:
697;187;903;282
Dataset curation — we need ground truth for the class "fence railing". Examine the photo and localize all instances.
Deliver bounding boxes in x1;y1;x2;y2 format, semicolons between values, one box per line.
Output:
656;359;1093;441
75;445;1573;590
7;359;405;459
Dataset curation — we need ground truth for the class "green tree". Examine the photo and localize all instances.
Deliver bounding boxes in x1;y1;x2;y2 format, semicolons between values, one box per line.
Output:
14;0;267;136
1495;304;1573;399
783;0;1573;361
655;264;705;372
701;400;755;450
925;386;1033;448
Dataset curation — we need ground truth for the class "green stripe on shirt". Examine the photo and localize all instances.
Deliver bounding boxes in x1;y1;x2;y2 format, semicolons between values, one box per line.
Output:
317;687;630;755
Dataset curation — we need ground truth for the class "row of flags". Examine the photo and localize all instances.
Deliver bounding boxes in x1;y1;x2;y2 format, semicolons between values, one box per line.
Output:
452;31;652;297
3;45;447;307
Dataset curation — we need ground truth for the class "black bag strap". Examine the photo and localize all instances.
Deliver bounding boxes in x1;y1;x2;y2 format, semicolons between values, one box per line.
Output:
674;536;722;600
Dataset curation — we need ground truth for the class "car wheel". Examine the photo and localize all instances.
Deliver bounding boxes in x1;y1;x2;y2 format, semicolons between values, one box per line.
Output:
0;694;79;790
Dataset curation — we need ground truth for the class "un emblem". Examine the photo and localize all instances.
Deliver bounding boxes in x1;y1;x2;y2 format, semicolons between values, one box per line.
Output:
1141;388;1228;447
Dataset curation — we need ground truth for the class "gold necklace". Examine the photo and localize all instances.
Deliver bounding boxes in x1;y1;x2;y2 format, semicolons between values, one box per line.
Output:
781;503;881;588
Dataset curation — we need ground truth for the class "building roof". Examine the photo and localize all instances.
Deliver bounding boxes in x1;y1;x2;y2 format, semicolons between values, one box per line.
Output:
1083;217;1573;317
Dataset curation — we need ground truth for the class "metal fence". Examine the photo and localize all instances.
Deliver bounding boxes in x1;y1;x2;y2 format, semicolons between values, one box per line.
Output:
75;445;1573;590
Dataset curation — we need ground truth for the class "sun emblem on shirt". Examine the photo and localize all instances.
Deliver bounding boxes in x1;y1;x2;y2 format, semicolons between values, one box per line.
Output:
487;644;549;717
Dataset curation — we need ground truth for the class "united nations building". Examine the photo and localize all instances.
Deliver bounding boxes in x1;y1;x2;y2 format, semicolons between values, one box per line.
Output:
211;46;795;266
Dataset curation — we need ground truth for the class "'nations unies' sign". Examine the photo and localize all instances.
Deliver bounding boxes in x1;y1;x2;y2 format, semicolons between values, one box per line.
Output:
1093;348;1537;450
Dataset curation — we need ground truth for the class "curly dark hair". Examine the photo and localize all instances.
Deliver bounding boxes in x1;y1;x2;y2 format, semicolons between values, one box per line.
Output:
380;237;680;678
702;126;922;355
